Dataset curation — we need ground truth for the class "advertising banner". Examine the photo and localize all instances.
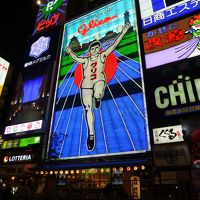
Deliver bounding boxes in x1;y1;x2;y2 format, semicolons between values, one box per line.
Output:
1;136;41;149
153;143;191;167
4;28;61;136
138;0;200;30
143;14;200;69
48;0;150;159
1;139;20;149
0;57;10;96
145;58;200;128
33;0;68;34
153;125;184;144
24;28;60;69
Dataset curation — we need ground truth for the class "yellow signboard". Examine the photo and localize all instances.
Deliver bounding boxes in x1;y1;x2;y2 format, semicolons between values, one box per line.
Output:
131;176;140;199
0;57;10;96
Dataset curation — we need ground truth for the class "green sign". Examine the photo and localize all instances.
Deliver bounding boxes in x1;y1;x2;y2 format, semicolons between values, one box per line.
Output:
42;0;63;18
19;136;41;147
1;139;20;149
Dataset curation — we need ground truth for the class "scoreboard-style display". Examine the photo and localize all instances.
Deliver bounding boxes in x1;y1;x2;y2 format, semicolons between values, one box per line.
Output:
48;0;150;159
138;0;200;29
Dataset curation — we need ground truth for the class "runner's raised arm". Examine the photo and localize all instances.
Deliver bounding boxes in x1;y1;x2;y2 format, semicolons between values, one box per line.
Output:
102;23;130;60
66;46;86;64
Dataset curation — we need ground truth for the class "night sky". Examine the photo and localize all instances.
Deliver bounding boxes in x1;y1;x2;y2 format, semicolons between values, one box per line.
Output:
0;1;39;69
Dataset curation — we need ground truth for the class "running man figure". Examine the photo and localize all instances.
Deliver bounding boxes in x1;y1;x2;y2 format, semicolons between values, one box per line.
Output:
66;23;130;151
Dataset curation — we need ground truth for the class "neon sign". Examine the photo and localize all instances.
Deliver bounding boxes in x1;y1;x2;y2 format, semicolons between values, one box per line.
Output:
37;13;60;32
33;0;68;34
78;16;117;36
3;155;32;163
42;0;63;18
143;14;200;69
155;75;200;109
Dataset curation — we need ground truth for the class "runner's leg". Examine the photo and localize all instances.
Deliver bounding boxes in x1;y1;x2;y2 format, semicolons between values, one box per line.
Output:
93;80;106;109
80;88;95;151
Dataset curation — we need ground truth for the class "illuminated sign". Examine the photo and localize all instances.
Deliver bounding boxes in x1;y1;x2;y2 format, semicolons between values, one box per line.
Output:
139;0;200;29
48;0;150;159
34;0;68;34
25;36;51;67
29;36;50;58
4;120;42;135
143;14;200;69
1;136;41;149
1;139;20;149
153;143;191;167
3;154;32;163
5;28;61;137
19;136;41;147
131;176;140;199
153;125;184;144
0;57;10;96
155;74;200;114
144;58;200;130
24;28;60;68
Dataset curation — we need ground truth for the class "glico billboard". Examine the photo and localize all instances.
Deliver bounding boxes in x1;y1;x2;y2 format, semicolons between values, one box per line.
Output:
33;0;68;34
48;0;150;160
138;0;200;30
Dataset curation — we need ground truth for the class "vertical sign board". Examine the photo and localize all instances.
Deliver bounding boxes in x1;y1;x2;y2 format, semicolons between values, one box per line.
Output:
4;28;61;136
48;0;150;159
0;57;10;96
138;0;200;30
33;0;69;34
131;176;141;199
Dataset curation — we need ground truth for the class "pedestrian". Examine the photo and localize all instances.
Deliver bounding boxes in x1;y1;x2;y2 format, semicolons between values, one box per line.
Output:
1;182;12;200
15;180;31;200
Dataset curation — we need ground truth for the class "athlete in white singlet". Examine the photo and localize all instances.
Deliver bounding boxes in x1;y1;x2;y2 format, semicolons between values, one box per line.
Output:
66;23;130;151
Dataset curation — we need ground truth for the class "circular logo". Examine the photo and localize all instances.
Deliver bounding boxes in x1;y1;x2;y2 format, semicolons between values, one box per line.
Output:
4;156;8;163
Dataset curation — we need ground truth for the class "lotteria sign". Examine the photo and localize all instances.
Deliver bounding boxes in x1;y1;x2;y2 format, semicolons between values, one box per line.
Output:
33;0;68;34
3;154;32;163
